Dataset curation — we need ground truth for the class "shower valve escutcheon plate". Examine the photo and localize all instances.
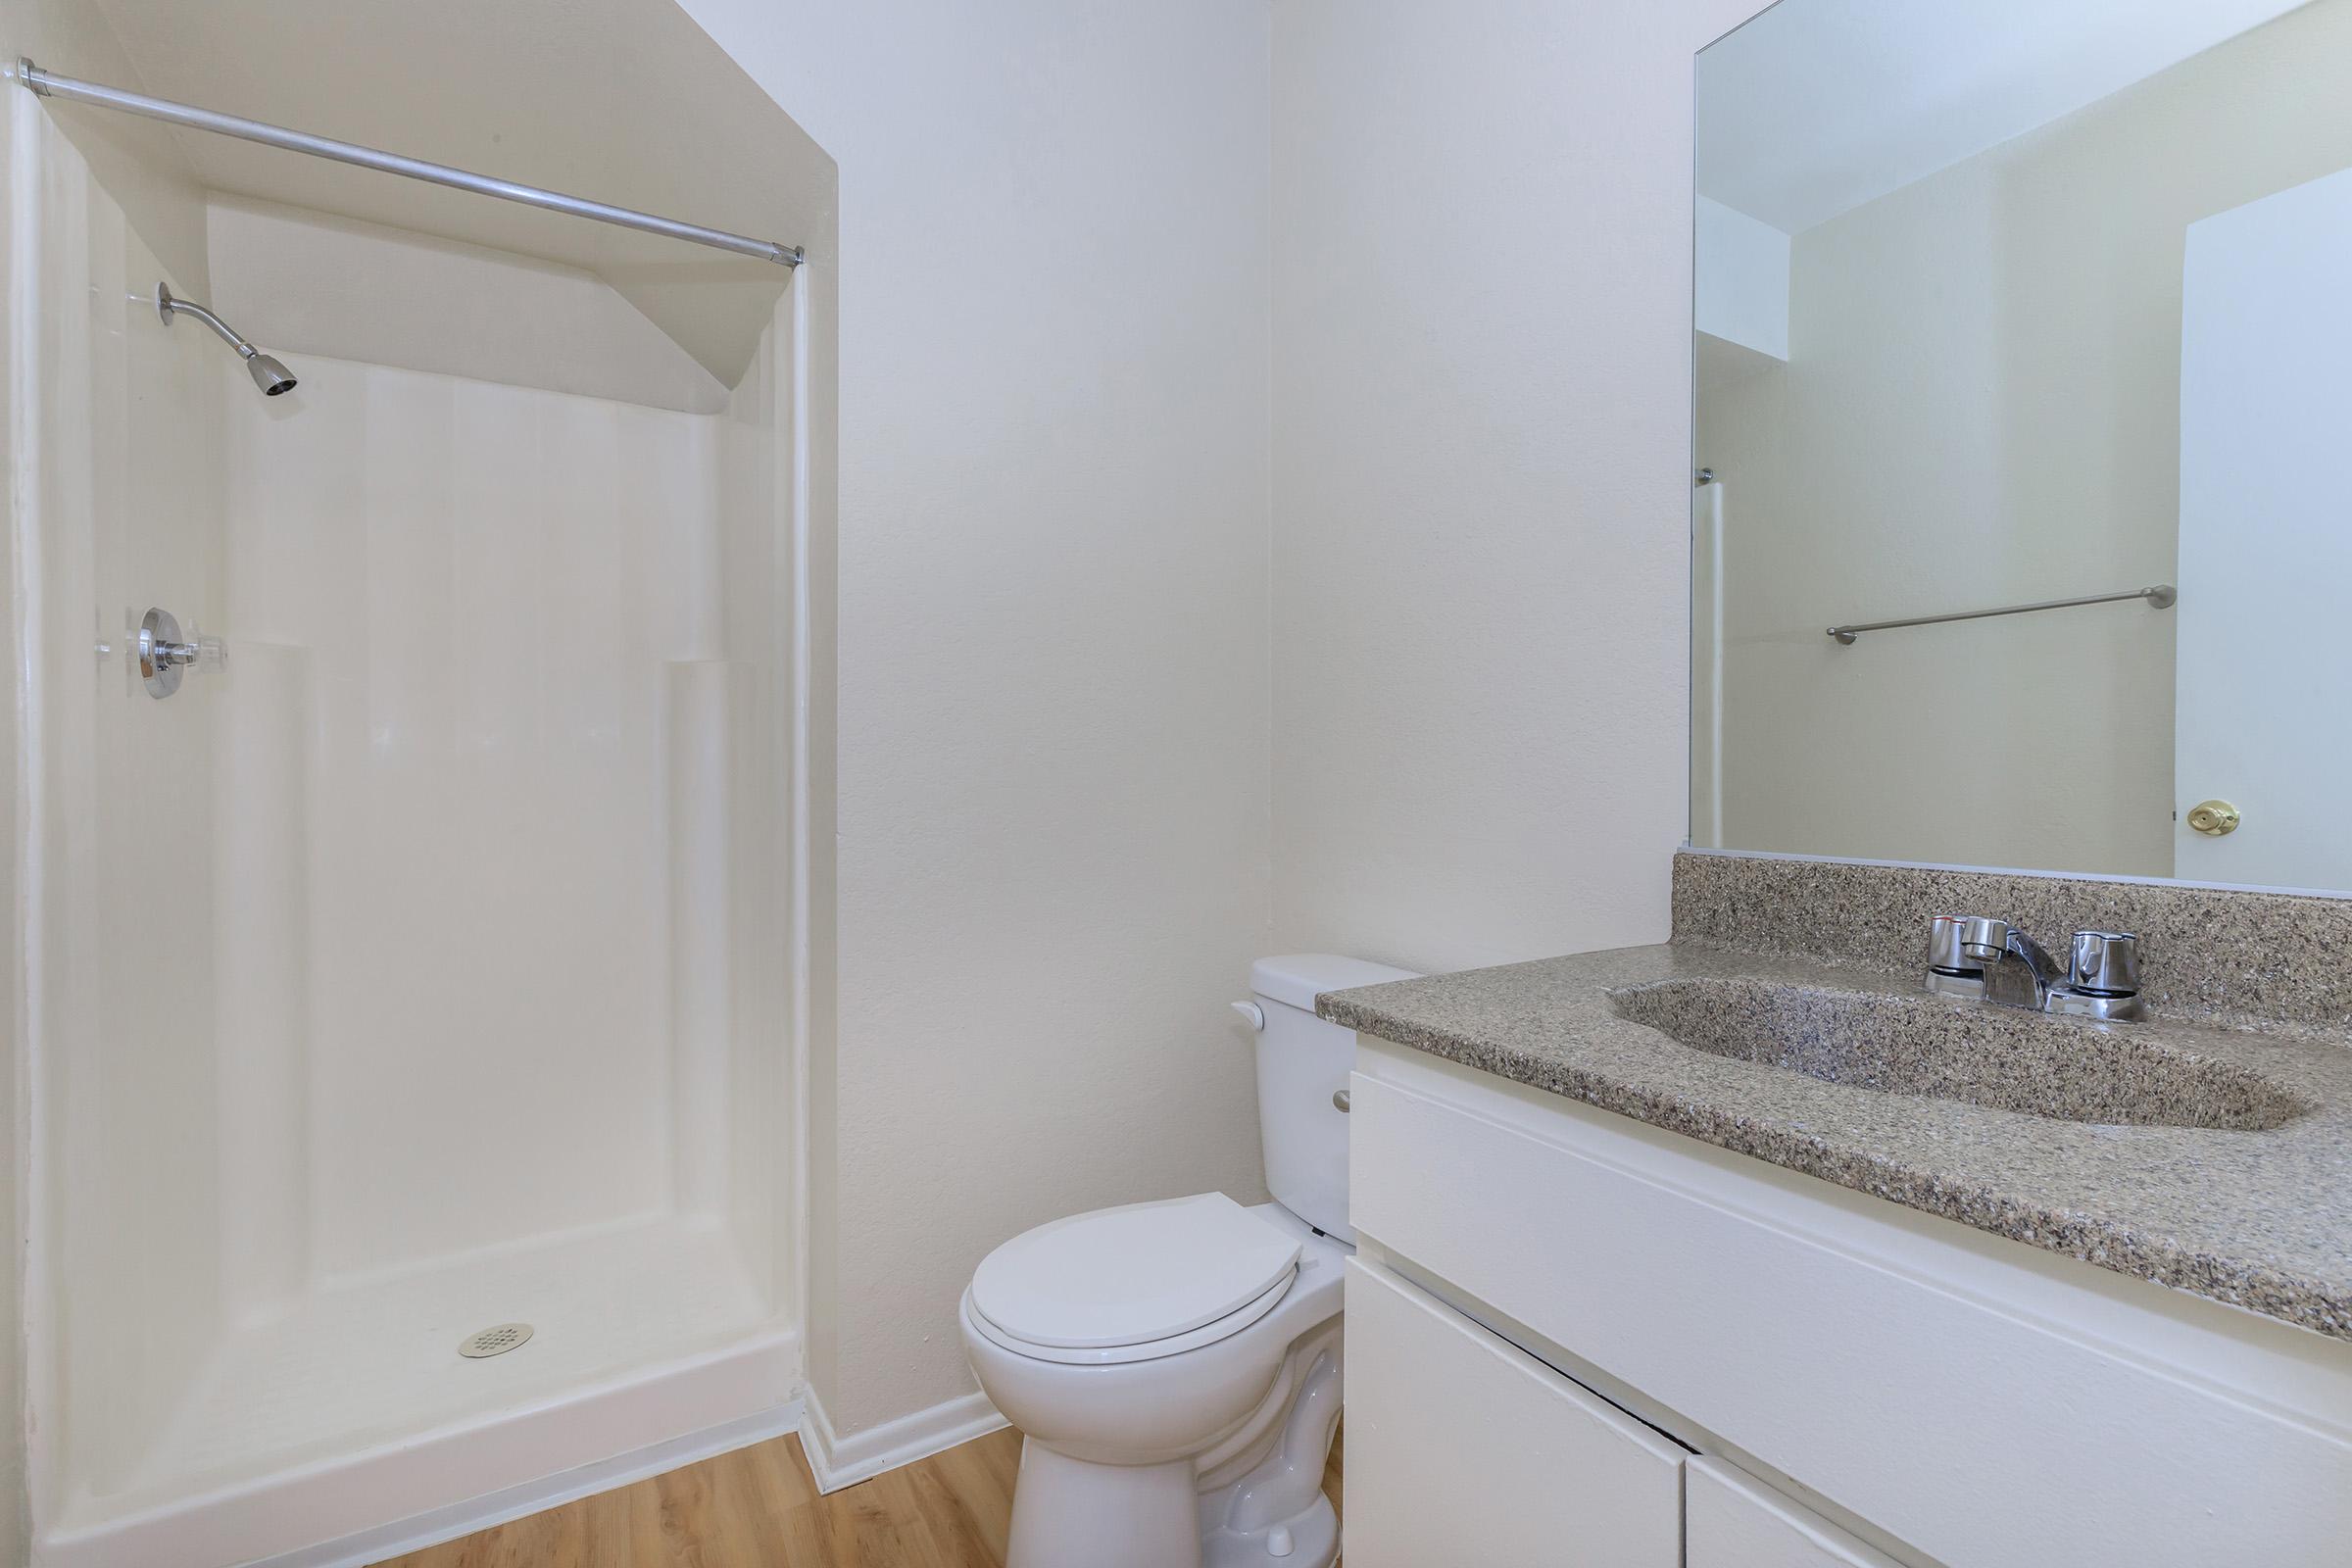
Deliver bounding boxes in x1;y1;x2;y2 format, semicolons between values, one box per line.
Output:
136;607;206;699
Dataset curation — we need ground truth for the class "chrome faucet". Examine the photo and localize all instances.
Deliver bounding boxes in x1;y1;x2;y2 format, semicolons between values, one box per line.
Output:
1925;916;2146;1022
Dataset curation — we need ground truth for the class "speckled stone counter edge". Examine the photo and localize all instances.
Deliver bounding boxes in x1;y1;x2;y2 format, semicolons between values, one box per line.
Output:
1673;851;2352;1034
1324;982;2350;1339
1319;943;2352;1341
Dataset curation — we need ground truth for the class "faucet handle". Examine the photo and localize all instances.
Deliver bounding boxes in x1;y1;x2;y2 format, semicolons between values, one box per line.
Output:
1957;917;2011;963
1927;915;1970;971
2069;931;2140;997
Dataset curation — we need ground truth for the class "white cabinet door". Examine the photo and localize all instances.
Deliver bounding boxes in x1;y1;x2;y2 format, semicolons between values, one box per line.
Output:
1343;1258;1684;1567
1688;1457;1903;1568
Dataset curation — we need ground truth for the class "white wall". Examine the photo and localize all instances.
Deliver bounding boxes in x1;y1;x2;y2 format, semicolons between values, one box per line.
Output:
1694;196;1788;362
221;357;730;1282
713;302;804;1314
4;88;231;1522
1702;0;2352;877
1;2;220;1553
205;198;728;414
1697;0;2312;233
83;0;821;394
672;0;1782;1445
1269;0;1765;974
675;0;1277;1441
3;0;213;293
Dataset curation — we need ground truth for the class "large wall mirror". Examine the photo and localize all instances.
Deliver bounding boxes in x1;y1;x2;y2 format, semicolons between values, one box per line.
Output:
1691;0;2351;894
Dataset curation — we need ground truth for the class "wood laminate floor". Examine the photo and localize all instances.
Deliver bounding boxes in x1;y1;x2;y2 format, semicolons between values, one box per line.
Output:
377;1423;1345;1567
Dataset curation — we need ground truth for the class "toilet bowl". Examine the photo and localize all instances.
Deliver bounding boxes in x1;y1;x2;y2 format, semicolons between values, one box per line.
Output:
959;955;1415;1568
961;1197;1346;1567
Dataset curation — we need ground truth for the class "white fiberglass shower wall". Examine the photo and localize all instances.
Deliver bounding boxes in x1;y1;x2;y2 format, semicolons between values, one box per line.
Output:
3;9;834;1564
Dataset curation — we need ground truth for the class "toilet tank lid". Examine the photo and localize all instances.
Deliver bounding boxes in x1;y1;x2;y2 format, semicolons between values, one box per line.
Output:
1250;954;1420;1013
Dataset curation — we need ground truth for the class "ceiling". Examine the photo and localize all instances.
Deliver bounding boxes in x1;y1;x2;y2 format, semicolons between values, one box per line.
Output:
52;0;835;389
1699;0;2315;234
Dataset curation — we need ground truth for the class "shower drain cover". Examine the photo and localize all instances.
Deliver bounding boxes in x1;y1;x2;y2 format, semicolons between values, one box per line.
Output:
458;1322;535;1359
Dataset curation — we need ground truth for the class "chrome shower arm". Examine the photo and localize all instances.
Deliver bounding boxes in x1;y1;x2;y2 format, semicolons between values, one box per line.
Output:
155;284;299;396
157;285;258;358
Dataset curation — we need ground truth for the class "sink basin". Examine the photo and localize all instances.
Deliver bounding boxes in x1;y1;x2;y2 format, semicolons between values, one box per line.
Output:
1609;977;2313;1130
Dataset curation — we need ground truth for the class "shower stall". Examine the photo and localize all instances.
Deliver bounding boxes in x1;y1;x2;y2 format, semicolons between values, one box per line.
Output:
2;6;835;1564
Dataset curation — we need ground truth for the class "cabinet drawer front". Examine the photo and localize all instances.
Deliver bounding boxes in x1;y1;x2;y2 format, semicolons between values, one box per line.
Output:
1344;1257;1684;1568
1349;1054;2352;1568
1688;1457;1901;1568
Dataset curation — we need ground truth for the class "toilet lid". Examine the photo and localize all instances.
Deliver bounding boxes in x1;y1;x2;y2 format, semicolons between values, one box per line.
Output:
969;1194;1302;1351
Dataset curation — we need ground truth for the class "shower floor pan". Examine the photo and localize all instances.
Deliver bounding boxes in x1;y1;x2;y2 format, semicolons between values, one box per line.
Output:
40;1216;799;1568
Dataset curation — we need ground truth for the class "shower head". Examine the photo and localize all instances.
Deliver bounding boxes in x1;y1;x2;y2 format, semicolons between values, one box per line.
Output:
246;352;297;397
156;283;298;398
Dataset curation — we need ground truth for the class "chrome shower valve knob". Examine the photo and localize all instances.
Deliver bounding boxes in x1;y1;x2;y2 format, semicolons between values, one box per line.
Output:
134;607;219;699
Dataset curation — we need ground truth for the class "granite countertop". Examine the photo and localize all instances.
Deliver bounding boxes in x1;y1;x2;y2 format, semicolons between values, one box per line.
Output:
1319;944;2352;1341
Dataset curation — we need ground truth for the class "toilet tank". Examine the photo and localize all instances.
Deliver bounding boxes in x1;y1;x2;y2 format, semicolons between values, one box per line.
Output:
1245;955;1419;1244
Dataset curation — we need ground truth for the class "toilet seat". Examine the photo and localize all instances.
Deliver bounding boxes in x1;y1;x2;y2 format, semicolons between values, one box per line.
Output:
966;1268;1297;1366
968;1194;1302;1367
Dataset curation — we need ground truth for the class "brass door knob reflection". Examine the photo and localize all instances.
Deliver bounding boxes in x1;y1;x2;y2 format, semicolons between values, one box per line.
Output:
2187;800;2241;837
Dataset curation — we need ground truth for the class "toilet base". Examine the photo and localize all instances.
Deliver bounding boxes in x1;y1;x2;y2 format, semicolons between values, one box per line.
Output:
1201;1493;1340;1568
1004;1442;1342;1568
1004;1321;1345;1568
1006;1444;1199;1568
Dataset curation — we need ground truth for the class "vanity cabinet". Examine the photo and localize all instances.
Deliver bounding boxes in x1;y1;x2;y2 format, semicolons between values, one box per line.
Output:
1345;1256;1887;1567
1345;1036;2352;1567
1343;1257;1683;1567
1686;1457;1899;1568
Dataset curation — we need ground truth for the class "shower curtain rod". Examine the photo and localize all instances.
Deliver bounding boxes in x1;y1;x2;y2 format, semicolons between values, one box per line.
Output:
13;58;804;268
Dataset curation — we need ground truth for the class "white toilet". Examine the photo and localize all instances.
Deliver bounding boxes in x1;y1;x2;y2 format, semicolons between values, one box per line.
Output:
959;954;1416;1568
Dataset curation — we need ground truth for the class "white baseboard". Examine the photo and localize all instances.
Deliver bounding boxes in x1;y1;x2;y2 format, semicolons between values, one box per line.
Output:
263;1399;805;1568
798;1385;1008;1494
